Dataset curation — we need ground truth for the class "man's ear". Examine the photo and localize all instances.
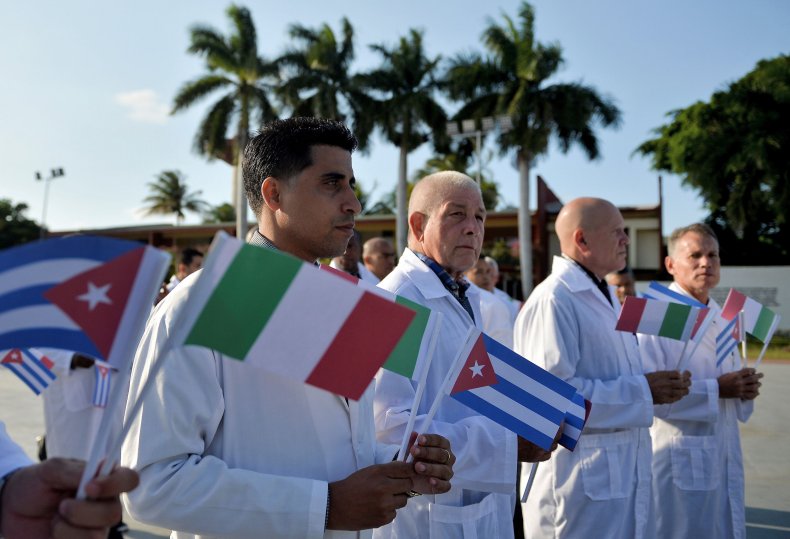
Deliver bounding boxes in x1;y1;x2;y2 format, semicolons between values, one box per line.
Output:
574;229;589;254
409;212;426;243
665;255;675;276
261;177;281;211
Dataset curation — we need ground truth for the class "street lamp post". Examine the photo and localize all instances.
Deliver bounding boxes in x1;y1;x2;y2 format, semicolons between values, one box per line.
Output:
35;167;65;239
446;115;512;184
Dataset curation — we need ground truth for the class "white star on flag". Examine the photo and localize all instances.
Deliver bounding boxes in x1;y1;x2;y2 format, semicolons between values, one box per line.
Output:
77;282;113;311
469;360;485;377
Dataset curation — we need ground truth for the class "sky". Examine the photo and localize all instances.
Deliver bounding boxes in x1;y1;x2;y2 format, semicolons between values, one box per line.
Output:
1;0;788;236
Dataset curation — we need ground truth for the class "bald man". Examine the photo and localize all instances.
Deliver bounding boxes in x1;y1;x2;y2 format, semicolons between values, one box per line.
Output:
514;197;690;539
374;172;555;538
362;237;396;282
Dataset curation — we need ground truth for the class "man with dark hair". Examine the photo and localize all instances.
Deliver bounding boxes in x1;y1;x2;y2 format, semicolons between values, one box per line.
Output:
165;247;204;292
122;117;454;539
641;223;762;539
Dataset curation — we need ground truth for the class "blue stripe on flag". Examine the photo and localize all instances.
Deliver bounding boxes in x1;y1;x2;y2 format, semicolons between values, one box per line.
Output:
0;236;137;274
0;329;102;358
492;375;567;425
646;282;707;308
20;349;56;380
483;334;577;399
2;363;44;395
451;390;555;450
17;361;50;387
0;285;53;315
717;340;738;367
559;434;575;448
564;408;586;430
716;318;737;345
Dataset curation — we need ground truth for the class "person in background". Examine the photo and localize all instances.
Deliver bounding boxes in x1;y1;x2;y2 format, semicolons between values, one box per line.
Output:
465;257;514;348
165;247;204;293
330;230;379;283
606;266;637;305
362;237;397;283
484;256;521;323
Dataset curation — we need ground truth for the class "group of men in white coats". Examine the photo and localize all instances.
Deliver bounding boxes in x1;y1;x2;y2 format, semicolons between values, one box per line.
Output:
112;115;760;539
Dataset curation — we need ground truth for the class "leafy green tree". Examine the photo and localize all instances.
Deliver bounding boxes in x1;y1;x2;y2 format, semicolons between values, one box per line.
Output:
203;202;236;224
143;171;208;225
636;55;790;263
172;4;279;238
277;17;374;149
360;29;448;254
0;199;41;248
445;2;621;293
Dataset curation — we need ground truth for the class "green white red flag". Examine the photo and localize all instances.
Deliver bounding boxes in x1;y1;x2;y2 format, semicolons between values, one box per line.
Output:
172;232;417;400
616;296;701;341
721;289;781;343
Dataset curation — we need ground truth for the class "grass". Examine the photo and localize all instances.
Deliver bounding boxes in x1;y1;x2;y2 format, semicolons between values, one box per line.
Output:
745;333;790;361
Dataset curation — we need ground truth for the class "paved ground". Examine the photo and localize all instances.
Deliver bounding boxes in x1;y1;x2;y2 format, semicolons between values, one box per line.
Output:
2;362;789;538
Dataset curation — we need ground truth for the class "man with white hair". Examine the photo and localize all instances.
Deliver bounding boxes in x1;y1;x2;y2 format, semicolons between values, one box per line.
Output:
374;171;556;538
514;197;691;539
640;223;762;539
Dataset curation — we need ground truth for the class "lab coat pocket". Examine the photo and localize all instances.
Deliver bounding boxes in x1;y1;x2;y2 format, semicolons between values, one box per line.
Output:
427;492;507;539
579;433;630;500
670;434;720;491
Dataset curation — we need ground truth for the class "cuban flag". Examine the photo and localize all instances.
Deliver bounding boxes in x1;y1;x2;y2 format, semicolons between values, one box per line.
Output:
558;391;592;451
716;312;744;367
0;236;169;369
92;360;113;407
1;348;56;395
449;331;578;451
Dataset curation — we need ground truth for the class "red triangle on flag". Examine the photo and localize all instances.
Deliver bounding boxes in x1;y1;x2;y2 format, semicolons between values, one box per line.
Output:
43;247;145;361
1;349;23;365
451;334;498;394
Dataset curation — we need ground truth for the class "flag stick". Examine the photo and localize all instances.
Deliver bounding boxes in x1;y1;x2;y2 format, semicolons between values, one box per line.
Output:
78;336;177;498
520;462;538;503
407;326;476;463
741;338;748;368
754;317;780;369
397;313;443;461
674;340;690;372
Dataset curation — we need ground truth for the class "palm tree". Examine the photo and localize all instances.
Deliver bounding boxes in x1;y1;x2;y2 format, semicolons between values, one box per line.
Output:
172;4;279;238
277;18;375;149
203;202;236;224
143;170;208;226
445;2;621;295
360;29;448;255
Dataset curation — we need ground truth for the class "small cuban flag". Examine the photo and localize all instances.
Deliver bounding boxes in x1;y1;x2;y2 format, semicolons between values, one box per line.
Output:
558;391;592;451
92;360;113;407
1;348;56;395
448;331;578;451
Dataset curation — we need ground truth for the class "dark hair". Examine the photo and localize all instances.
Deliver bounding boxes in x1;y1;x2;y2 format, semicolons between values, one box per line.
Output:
243;117;358;215
179;247;203;266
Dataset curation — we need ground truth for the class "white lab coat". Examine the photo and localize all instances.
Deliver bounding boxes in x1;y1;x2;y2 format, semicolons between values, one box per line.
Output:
469;283;514;349
121;272;397;539
374;249;518;539
492;287;521;324
640;283;753;539
0;421;31;476
514;256;655;539
41;349;105;460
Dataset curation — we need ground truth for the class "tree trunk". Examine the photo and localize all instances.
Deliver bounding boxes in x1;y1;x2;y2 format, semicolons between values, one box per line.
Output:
396;129;409;257
517;150;533;298
235;100;250;240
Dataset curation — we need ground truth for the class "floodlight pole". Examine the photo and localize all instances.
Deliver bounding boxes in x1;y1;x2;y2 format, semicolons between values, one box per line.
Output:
35;167;65;239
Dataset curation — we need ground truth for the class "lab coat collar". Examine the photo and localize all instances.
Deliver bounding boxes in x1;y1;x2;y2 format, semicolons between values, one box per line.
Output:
551;256;615;311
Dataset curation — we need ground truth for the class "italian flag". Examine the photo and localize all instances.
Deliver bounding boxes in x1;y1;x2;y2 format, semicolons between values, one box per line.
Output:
721;289;781;343
615;296;700;341
320;265;435;380
174;232;417;400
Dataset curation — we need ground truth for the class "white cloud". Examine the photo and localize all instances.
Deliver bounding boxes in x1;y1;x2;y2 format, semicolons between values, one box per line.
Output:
115;89;169;124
